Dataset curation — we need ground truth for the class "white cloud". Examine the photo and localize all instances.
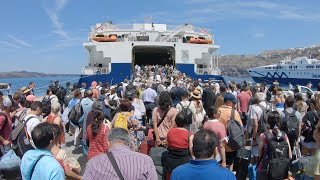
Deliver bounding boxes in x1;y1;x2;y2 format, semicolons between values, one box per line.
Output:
56;0;69;11
0;41;21;49
253;33;265;38
44;0;71;40
8;35;32;48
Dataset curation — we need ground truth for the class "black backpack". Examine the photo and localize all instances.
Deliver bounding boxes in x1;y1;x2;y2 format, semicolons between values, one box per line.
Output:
56;87;66;103
282;110;300;145
108;96;118;109
265;131;290;179
301;110;319;142
266;90;272;101
178;101;193;125
42;96;53;116
227;109;245;150
68;99;83;126
257;104;272;135
10;116;35;158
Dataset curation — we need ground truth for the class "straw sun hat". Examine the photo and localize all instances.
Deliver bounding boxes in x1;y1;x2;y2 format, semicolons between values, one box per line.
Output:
20;86;31;94
190;89;201;99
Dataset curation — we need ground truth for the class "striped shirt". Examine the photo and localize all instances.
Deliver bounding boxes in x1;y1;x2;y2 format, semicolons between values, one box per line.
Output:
82;145;157;180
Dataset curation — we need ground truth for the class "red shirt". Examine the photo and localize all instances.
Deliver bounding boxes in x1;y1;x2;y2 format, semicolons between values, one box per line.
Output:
237;91;251;113
0;112;12;146
86;123;110;160
203;119;227;142
167;128;191;149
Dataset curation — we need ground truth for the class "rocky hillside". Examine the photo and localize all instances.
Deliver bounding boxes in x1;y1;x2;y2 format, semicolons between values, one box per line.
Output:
0;71;79;78
219;45;320;77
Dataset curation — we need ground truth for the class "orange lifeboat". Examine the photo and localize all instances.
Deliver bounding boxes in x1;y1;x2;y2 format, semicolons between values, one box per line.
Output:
188;37;213;44
91;35;117;42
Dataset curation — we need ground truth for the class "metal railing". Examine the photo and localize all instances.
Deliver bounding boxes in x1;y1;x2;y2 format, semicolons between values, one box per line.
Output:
82;67;109;75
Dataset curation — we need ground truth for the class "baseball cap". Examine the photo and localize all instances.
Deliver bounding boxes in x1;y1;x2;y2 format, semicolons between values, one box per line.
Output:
3;98;12;107
224;93;239;103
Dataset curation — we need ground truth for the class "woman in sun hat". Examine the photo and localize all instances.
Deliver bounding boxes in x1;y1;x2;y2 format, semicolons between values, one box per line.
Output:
190;89;206;132
20;86;31;96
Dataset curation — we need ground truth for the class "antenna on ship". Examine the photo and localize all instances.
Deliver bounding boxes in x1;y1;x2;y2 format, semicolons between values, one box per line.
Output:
144;16;152;24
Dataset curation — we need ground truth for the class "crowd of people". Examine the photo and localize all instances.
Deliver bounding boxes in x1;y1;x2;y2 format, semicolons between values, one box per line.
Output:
0;64;320;180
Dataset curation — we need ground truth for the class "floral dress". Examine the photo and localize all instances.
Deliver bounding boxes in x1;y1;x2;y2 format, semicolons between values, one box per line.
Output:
113;112;142;152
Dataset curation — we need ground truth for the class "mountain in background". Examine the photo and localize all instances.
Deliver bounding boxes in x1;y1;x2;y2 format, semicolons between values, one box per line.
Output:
219;45;320;77
0;71;79;79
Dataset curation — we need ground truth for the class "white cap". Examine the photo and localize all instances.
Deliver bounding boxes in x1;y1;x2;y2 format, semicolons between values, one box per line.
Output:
3;98;12;107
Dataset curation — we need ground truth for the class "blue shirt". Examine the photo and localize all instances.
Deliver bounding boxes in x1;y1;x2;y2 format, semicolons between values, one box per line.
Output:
171;159;236;180
20;149;65;180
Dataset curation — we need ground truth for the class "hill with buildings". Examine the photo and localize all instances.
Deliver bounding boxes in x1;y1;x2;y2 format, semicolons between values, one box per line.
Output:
219;45;320;76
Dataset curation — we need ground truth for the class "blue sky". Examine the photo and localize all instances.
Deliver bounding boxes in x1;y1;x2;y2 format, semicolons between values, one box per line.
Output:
0;0;320;74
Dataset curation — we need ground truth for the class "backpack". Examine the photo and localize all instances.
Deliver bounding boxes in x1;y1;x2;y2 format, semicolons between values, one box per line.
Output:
227;109;245;150
264;131;290;179
10;116;35;158
108;96;117;109
282;110;300;144
56;87;66;103
98;97;111;120
42;96;53;116
114;113;128;130
266;90;272;101
178;102;193;125
257;104;272;135
64;92;74;107
68;99;83;126
301;110;319;142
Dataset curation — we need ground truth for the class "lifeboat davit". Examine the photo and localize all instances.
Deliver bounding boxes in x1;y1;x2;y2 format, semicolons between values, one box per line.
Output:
188;37;213;44
91;35;117;42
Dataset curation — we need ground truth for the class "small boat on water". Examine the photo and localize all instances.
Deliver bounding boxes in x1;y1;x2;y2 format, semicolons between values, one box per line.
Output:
78;22;224;85
247;56;320;86
0;83;9;90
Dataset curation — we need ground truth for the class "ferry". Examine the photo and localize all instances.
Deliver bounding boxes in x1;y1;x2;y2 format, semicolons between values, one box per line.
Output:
78;22;225;86
247;57;320;86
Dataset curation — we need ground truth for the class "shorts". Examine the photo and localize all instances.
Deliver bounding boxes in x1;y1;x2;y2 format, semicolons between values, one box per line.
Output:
251;138;259;157
226;151;237;165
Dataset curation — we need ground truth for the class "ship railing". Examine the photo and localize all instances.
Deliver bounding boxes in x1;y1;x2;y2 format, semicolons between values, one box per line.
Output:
196;68;221;75
82;67;109;75
115;24;135;30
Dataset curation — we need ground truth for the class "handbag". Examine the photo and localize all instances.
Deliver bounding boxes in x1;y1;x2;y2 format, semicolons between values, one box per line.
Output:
291;146;304;176
0;149;21;171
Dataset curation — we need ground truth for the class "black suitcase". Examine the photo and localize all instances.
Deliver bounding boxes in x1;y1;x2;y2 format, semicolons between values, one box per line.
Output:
234;148;251;180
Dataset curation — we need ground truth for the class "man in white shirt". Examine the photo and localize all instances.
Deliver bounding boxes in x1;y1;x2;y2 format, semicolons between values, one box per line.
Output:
247;92;267;163
23;101;43;147
142;81;157;124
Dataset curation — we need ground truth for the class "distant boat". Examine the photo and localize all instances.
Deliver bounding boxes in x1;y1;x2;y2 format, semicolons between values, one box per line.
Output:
78;22;225;85
247;57;320;86
0;83;9;90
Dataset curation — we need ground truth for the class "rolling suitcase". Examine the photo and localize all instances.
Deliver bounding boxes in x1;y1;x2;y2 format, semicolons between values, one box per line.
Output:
234;148;251;180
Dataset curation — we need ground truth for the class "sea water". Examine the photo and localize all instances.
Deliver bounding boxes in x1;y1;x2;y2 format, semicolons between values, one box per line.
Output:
0;76;79;96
